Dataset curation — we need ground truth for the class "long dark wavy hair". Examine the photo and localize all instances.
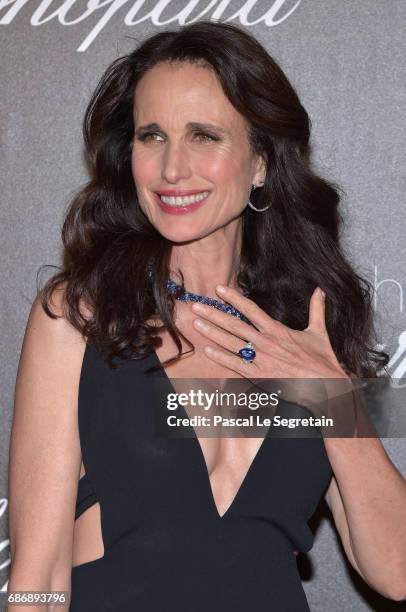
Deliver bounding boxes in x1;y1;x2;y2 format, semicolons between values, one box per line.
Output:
38;20;388;377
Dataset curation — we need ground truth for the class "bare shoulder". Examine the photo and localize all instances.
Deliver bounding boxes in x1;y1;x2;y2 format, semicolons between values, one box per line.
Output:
16;284;89;392
18;280;90;388
31;280;93;328
8;283;92;587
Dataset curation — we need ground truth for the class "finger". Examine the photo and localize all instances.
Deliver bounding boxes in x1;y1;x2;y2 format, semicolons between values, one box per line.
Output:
203;344;263;376
190;301;265;347
307;287;327;332
193;317;269;356
214;285;275;333
193;318;247;354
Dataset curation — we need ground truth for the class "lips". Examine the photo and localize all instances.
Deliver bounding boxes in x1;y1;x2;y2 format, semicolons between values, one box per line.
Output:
153;191;211;215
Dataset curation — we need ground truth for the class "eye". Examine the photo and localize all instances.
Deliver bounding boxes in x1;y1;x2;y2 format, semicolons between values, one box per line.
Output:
194;132;218;142
137;132;164;143
135;131;219;144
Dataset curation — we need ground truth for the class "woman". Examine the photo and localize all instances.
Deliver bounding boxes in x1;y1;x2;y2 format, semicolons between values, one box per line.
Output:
7;20;406;611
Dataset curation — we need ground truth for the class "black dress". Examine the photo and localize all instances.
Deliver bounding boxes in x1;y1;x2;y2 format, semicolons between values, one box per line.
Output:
69;341;333;611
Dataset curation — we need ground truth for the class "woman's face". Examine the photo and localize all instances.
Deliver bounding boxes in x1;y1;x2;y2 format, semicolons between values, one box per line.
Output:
131;61;265;243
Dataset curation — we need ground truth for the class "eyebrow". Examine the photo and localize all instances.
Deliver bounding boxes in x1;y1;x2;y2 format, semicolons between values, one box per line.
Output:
134;122;228;136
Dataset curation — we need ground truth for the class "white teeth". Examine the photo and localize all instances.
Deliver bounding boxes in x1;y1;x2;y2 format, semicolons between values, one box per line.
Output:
159;191;210;205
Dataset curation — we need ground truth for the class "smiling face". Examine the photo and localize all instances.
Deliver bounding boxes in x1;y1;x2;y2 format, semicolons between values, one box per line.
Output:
131;61;265;243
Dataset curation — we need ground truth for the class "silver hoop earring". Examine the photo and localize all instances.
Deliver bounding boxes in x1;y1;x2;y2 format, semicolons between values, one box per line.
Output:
247;184;271;212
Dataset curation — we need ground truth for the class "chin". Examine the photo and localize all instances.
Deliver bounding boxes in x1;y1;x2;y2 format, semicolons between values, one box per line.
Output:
156;226;208;243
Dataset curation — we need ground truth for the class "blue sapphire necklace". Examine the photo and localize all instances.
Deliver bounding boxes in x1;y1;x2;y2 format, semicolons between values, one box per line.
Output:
166;278;256;362
146;257;256;362
166;278;251;324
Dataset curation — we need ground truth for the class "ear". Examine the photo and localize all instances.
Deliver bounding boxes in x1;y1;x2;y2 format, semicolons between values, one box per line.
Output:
252;153;267;186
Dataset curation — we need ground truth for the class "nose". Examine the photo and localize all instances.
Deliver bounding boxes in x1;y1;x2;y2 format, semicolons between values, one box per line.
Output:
161;140;192;184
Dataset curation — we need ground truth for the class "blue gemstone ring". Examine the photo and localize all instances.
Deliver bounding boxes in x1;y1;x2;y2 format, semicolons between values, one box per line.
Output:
238;341;256;364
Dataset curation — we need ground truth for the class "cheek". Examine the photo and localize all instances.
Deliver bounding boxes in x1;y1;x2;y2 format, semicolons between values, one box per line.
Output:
196;149;249;185
131;148;158;184
131;145;251;189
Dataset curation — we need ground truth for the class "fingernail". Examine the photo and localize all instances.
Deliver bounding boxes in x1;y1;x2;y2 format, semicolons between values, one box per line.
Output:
205;346;215;355
216;285;226;294
194;319;208;330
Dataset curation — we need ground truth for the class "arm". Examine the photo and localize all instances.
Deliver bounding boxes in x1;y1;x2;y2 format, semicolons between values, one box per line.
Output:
7;288;87;611
183;285;406;598
324;437;406;601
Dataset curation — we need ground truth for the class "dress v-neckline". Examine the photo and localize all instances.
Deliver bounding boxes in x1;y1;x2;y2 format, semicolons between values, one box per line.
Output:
150;348;273;521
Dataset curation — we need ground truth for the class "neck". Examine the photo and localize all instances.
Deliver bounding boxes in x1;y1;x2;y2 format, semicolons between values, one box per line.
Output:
169;220;243;298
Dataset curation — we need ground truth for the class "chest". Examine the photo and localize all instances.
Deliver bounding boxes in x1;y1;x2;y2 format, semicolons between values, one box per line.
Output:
78;340;333;531
153;315;262;484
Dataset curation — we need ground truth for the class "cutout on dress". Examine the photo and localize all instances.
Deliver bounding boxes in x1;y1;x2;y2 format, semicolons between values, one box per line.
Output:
72;471;105;569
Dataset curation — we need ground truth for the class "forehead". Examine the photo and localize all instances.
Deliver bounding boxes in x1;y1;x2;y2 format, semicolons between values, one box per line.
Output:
133;62;245;131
